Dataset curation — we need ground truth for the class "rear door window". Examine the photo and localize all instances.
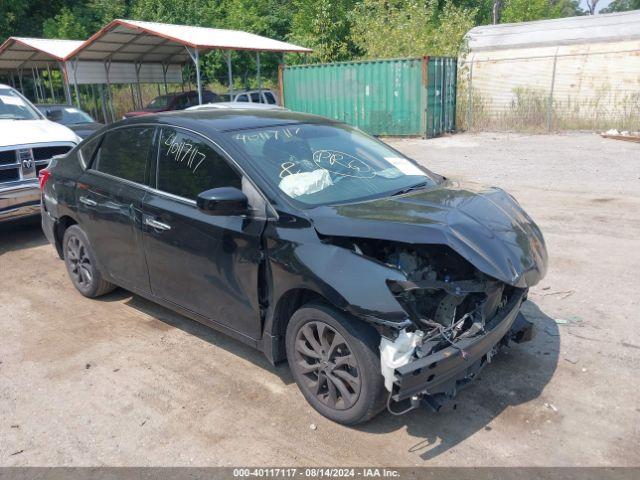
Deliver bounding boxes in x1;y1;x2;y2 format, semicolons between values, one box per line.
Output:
155;128;242;200
250;92;261;103
92;127;154;184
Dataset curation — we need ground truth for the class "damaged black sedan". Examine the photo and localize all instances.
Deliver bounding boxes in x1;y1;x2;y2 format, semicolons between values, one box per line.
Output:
40;110;547;425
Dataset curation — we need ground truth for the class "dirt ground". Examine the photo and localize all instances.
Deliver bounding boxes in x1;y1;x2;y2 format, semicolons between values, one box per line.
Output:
1;132;638;466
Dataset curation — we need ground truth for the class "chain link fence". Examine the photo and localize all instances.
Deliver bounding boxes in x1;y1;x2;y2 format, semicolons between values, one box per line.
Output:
457;42;640;133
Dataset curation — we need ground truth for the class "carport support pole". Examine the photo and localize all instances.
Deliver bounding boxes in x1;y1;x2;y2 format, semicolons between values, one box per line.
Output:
194;48;202;105
256;52;261;91
162;63;169;94
36;68;46;102
135;62;143;110
104;60;115;123
71;59;81;109
31;68;40;102
46;64;56;102
185;47;202;104
227;51;233;100
59;62;73;105
18;70;24;95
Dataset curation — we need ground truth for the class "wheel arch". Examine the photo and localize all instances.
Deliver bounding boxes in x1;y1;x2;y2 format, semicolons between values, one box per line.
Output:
54;214;78;259
262;287;335;364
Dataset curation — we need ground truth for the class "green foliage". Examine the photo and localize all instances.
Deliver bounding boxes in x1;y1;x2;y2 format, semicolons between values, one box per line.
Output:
289;0;360;62
351;0;476;58
42;7;89;39
0;0;594;85
601;0;640;12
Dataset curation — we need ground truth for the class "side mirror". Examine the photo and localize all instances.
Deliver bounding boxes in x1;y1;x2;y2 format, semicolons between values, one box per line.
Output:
197;187;248;216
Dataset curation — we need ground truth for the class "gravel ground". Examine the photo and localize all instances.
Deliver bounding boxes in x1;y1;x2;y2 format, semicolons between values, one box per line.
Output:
1;132;638;466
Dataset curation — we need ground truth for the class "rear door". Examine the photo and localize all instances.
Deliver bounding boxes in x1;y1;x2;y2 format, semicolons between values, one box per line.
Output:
76;126;155;292
142;126;268;338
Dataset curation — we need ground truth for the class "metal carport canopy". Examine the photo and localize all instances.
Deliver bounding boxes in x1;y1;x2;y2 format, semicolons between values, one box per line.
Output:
67;19;313;104
0;37;83;103
0;37;83;70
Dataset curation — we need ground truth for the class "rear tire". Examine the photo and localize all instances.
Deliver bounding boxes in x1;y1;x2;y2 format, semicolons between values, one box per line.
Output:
63;225;116;298
285;302;387;425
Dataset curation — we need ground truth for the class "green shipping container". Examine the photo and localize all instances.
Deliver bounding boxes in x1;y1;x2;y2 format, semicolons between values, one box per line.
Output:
282;57;456;138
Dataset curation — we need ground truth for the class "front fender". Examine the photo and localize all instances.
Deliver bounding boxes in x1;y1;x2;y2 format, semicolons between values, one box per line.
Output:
266;221;410;326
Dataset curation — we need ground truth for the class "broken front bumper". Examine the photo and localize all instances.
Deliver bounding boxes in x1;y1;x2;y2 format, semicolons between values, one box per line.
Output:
391;289;532;402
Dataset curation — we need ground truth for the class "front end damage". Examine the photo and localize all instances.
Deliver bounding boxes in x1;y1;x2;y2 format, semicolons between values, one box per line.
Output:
325;237;536;413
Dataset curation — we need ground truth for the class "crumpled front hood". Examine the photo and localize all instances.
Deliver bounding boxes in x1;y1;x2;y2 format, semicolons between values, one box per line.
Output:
307;180;548;288
0;119;79;147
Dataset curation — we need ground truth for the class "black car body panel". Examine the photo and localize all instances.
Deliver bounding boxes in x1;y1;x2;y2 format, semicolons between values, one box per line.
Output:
307;180;547;289
41;110;548;413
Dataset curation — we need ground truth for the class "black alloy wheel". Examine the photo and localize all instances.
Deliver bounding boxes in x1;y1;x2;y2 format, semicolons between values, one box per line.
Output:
293;321;362;410
286;303;387;425
63;225;116;298
65;234;93;288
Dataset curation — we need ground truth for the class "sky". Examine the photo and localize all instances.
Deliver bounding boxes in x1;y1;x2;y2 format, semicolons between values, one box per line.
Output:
580;0;616;12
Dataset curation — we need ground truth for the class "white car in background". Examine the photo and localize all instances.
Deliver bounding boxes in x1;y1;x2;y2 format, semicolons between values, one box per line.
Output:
230;89;279;105
0;84;80;222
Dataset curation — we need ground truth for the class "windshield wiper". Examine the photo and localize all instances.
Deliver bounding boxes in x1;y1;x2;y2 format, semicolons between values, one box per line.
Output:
390;181;430;197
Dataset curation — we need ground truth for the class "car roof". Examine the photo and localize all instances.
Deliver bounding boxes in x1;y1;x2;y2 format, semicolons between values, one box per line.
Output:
115;109;339;133
35;104;74;109
186;102;285;111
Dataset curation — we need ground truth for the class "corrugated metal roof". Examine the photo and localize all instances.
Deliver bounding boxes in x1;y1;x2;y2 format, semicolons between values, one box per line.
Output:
0;37;84;70
68;18;312;63
467;10;640;51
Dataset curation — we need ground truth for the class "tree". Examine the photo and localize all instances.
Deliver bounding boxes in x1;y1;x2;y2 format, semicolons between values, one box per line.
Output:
585;0;600;14
289;0;360;63
350;0;476;58
601;0;640;12
493;0;504;23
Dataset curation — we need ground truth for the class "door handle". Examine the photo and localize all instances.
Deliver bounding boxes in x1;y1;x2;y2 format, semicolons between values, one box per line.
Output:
144;216;171;231
79;196;97;207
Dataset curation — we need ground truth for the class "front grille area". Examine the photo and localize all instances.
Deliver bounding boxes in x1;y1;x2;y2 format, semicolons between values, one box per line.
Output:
32;146;72;161
0;168;19;183
1;143;73;185
0;150;16;165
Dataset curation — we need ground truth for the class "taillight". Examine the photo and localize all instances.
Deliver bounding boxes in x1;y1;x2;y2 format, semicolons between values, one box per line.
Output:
38;168;51;190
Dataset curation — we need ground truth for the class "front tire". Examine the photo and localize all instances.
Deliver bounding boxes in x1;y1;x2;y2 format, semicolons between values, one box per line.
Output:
63;225;116;298
285;302;387;425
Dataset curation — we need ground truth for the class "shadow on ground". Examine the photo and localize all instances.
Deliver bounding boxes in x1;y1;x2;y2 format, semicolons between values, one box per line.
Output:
356;300;559;460
118;284;557;462
0;217;47;255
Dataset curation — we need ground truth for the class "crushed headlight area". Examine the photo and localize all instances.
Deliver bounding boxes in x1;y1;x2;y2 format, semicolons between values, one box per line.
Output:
331;237;535;415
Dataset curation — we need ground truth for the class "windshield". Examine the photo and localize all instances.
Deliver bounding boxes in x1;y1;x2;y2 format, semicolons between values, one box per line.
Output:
226;123;435;207
49;106;94;124
0;87;42;120
147;95;174;109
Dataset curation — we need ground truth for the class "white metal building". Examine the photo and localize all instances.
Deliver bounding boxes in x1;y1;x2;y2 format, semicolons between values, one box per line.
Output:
461;10;640;131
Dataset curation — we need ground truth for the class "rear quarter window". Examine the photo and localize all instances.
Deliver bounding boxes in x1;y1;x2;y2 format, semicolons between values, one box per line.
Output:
78;135;103;169
93;127;154;184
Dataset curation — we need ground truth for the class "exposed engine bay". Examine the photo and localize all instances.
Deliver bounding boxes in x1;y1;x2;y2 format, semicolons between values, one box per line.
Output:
330;237;514;346
322;235;528;400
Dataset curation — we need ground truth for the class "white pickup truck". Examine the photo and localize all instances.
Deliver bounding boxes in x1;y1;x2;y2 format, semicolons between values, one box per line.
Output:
0;84;80;222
